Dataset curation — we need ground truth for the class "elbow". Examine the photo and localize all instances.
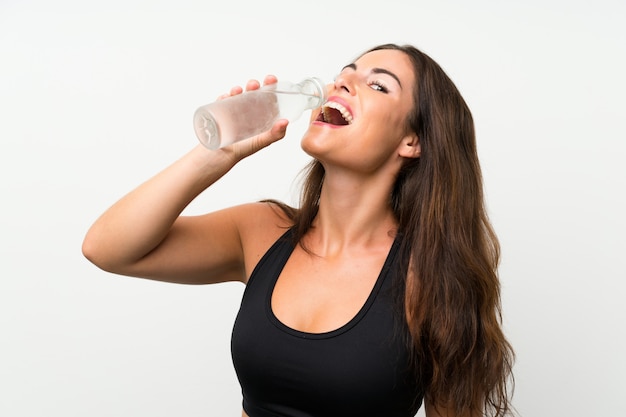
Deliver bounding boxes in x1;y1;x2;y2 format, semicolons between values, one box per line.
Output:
81;232;103;269
81;231;114;273
82;235;96;262
82;229;141;276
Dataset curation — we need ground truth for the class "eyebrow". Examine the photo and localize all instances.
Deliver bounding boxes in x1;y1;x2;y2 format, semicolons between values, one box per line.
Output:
342;63;403;89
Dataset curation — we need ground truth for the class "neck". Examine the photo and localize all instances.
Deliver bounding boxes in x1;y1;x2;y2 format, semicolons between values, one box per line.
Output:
306;168;399;255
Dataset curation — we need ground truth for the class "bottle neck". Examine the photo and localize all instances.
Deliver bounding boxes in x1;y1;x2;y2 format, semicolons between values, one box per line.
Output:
299;77;327;109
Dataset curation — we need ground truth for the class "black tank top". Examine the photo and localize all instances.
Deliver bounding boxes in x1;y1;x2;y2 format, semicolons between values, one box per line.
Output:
231;228;423;417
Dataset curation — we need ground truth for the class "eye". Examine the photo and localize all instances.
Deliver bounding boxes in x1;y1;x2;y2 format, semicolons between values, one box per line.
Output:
369;80;389;93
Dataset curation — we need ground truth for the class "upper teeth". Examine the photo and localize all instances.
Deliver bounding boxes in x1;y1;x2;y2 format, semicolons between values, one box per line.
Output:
323;101;353;124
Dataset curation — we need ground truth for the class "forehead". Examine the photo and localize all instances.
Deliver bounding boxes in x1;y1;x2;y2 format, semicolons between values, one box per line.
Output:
354;49;415;86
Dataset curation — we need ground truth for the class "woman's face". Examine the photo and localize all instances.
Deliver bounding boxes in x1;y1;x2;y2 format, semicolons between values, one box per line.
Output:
301;48;419;173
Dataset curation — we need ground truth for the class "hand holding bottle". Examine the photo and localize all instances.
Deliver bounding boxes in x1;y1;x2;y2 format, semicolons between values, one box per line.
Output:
209;75;291;161
194;75;327;152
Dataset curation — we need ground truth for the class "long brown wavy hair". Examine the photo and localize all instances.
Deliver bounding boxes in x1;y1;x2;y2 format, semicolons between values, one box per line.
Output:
269;43;515;416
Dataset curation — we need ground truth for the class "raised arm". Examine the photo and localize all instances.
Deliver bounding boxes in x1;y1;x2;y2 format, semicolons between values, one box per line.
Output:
82;77;290;284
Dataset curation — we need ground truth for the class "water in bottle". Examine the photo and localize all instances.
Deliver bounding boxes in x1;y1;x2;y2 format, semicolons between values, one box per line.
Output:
193;77;327;149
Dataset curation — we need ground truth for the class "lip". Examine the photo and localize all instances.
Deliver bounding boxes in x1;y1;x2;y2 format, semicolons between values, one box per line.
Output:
326;96;353;117
311;95;354;127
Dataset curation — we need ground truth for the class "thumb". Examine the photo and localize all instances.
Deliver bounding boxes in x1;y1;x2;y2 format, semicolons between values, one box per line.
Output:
231;119;289;160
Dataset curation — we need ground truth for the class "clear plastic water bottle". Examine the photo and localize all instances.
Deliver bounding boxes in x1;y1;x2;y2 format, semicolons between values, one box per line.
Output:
193;77;327;149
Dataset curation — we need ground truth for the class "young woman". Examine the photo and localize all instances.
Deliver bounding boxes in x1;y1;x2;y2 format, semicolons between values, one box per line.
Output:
83;43;515;417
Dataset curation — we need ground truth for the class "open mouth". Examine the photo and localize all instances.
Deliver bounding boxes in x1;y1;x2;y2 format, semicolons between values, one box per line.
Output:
316;101;353;126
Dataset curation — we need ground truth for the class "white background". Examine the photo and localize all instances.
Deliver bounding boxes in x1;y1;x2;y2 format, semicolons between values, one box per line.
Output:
1;1;625;416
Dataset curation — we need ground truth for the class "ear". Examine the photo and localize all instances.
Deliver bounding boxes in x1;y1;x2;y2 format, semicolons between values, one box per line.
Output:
397;132;421;159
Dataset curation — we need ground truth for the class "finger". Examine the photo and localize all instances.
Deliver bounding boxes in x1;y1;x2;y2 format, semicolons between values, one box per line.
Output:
216;85;243;101
262;74;278;86
269;119;289;138
229;85;243;96
226;119;289;160
245;79;261;92
248;119;289;150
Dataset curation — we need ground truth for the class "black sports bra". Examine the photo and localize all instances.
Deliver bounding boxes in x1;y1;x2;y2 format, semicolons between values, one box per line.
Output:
231;228;423;417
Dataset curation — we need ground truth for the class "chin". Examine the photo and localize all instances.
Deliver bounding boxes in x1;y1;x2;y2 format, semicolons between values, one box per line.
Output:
299;131;321;158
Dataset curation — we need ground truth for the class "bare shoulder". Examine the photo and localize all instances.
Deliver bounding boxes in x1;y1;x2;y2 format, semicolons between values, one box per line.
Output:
150;201;293;285
228;201;295;282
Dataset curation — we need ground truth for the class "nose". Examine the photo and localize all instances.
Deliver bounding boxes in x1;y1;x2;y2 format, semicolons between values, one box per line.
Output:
333;72;355;96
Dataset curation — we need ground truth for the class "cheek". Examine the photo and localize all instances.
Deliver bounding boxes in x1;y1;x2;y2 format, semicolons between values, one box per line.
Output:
366;96;411;129
384;105;410;128
368;112;409;147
